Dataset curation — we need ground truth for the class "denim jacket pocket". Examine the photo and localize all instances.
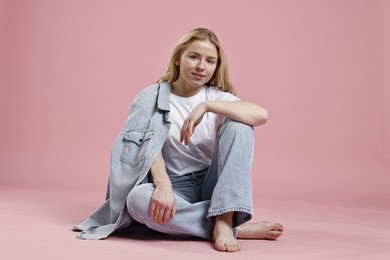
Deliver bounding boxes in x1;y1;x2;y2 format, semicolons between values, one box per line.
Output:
120;130;154;167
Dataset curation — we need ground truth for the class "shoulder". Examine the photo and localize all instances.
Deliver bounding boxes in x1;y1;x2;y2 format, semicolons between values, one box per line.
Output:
130;83;160;111
132;83;163;103
135;83;160;98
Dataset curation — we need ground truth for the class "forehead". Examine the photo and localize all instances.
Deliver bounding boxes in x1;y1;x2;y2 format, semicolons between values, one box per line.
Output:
184;40;218;58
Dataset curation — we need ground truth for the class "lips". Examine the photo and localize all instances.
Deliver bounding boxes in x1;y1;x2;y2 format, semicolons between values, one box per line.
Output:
192;72;205;79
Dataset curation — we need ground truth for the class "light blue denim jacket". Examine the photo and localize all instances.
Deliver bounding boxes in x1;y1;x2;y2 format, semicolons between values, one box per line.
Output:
74;82;172;239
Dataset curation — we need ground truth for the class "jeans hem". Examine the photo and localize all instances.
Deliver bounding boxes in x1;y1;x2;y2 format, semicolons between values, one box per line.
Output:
207;207;252;218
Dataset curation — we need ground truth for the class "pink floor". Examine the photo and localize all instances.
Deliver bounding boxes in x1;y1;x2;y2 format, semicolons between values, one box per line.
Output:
1;189;389;260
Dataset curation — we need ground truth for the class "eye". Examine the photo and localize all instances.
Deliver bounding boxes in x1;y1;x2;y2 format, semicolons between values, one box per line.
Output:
190;55;198;60
207;59;216;64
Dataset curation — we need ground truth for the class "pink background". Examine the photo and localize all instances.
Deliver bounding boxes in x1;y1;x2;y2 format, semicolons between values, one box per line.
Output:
0;0;389;201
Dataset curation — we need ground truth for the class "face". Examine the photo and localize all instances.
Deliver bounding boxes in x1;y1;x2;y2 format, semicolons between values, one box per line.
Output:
173;40;218;96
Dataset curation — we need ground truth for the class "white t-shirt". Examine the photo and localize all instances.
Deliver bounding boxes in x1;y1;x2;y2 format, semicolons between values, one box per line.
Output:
162;86;239;176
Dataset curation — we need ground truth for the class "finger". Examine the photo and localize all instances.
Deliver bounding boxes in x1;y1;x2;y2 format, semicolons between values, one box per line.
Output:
186;129;191;145
188;121;194;137
183;122;189;145
149;203;156;218
183;131;188;145
180;121;187;143
153;207;160;223
158;208;165;224
171;204;176;219
184;128;190;145
187;123;195;144
182;123;189;145
180;121;188;144
162;208;171;223
183;130;187;145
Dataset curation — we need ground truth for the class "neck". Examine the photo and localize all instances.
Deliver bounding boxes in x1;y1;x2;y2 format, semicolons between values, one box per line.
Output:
171;81;203;97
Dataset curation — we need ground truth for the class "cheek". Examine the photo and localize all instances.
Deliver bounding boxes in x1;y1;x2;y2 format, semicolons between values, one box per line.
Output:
207;66;217;77
179;59;192;71
179;64;189;76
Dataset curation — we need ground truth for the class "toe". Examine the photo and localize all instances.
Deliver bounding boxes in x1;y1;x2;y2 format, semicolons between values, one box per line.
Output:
275;223;284;231
215;241;227;252
269;230;283;240
226;243;240;252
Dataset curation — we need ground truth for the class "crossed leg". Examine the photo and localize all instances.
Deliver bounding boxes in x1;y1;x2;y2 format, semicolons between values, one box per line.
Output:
127;183;284;253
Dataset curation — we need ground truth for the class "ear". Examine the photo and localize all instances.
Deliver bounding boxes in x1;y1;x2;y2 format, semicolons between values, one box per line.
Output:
175;60;180;66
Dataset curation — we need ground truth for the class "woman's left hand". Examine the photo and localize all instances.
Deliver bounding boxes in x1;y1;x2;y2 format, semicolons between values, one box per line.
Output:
180;102;207;145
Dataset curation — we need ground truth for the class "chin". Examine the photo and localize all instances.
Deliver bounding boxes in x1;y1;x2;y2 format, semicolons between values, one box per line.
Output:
189;81;204;88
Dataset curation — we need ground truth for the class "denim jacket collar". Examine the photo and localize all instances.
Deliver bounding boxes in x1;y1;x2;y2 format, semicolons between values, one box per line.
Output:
157;82;171;112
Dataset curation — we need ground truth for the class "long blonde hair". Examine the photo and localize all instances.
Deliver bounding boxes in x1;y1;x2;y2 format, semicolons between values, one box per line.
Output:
158;28;235;95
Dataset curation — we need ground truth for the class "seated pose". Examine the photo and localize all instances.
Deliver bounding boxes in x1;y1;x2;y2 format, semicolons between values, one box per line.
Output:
74;28;284;252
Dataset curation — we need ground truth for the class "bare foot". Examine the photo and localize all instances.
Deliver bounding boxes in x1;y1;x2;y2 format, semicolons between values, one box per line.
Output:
212;212;240;252
237;221;284;240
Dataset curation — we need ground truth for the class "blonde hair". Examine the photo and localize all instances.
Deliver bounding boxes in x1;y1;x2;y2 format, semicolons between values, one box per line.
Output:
158;28;235;95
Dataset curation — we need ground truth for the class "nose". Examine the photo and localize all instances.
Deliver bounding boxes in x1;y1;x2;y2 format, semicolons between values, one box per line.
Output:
196;59;205;70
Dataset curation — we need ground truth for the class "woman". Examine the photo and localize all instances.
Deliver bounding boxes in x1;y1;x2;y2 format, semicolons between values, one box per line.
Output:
74;28;283;252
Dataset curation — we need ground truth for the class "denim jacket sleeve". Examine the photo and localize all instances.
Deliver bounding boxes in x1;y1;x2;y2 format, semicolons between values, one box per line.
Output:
73;82;171;239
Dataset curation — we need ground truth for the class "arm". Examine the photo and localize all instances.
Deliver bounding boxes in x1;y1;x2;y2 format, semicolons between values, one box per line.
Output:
149;152;176;224
204;100;268;126
180;100;268;145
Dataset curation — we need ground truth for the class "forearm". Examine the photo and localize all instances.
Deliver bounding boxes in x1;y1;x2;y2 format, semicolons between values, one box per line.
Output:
150;152;172;188
204;100;268;126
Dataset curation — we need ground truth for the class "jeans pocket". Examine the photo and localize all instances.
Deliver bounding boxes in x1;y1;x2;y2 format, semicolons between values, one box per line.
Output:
120;130;154;167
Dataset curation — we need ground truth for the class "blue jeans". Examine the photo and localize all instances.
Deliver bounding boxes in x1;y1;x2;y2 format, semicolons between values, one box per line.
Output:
126;119;254;240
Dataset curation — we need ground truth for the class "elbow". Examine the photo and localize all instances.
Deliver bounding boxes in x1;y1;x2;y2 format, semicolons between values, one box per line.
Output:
254;108;269;126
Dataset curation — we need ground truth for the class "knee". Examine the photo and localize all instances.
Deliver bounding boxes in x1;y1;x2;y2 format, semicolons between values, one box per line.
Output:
127;183;153;219
219;119;254;139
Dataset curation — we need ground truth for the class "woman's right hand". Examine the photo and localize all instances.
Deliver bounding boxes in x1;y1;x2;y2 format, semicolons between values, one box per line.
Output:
149;152;176;224
150;183;176;224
